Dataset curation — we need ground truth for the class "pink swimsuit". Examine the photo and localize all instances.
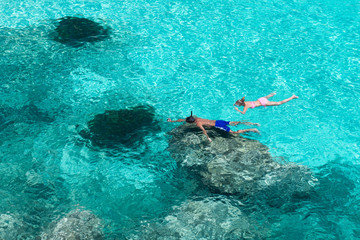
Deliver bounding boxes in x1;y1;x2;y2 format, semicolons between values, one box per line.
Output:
250;97;268;108
250;101;256;108
258;97;268;107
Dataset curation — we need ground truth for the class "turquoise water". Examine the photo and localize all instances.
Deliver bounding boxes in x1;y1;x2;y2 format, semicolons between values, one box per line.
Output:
1;0;360;239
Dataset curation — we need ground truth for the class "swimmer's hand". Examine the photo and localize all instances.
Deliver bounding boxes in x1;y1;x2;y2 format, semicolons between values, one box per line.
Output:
208;137;212;142
234;107;243;113
167;118;172;122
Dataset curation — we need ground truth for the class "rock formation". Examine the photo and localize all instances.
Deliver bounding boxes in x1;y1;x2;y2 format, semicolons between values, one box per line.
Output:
52;17;111;47
79;105;160;148
167;124;316;203
41;209;103;240
134;196;263;239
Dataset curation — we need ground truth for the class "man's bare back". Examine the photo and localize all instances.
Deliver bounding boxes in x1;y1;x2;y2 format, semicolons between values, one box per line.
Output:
167;113;259;142
194;118;216;128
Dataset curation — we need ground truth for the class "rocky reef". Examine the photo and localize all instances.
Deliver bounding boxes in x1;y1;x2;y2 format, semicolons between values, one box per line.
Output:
0;213;25;240
167;124;316;204
79;105;160;148
133;196;264;240
52;16;111;47
41;209;103;240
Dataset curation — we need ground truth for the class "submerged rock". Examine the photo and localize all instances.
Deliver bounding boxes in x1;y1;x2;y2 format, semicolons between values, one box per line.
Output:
41;209;103;240
0;104;55;126
134;196;263;240
0;213;24;240
79;105;160;148
52;16;111;47
167;124;316;202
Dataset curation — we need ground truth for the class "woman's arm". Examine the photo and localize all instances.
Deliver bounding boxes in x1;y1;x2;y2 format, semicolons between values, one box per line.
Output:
234;107;243;114
234;106;248;114
242;105;248;114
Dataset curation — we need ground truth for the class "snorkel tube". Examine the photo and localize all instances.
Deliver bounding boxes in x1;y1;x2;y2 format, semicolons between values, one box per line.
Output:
185;111;196;123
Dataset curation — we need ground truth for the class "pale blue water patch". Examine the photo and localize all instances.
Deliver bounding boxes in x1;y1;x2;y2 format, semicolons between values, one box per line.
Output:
1;0;360;239
122;0;360;167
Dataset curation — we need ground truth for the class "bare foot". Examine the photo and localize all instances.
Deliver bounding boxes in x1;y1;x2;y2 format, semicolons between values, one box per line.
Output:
249;128;260;134
265;92;276;99
236;129;260;134
245;122;261;126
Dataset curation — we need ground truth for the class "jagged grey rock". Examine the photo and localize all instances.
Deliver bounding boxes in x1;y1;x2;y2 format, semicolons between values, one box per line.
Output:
167;124;316;201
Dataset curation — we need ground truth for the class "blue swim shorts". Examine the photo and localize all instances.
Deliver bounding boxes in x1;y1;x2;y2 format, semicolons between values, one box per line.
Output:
215;120;230;132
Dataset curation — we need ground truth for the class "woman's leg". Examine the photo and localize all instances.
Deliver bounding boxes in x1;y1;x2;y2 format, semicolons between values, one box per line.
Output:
264;92;276;99
266;95;298;106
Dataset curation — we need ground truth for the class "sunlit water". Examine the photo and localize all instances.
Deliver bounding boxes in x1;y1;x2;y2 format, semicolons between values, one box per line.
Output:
1;0;360;239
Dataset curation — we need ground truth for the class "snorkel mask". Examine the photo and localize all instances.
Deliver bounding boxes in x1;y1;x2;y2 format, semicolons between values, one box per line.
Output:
185;111;196;123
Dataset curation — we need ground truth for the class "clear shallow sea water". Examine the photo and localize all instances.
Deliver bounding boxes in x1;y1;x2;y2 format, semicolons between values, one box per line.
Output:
1;0;360;239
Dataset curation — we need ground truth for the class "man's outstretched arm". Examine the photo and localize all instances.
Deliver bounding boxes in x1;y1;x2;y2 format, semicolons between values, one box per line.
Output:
167;118;185;122
198;125;212;142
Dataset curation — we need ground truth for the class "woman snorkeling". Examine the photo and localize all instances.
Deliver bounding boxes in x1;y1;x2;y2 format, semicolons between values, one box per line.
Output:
234;92;298;115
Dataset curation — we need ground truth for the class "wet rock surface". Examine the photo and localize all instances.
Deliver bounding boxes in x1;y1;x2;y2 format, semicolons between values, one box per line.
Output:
167;124;316;201
52;16;111;47
79;105;160;148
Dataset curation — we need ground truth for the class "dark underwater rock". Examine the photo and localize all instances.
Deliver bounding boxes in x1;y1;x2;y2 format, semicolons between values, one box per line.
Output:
52;16;110;47
0;104;55;127
79;105;160;148
167;124;316;202
256;164;315;207
310;162;358;211
133;196;263;240
21;104;55;123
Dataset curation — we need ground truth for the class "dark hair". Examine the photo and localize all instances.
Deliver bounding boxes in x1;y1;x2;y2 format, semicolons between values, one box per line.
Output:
234;97;245;106
185;111;196;123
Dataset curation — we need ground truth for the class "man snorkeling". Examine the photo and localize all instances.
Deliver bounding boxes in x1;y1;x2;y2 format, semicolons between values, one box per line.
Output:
167;112;259;142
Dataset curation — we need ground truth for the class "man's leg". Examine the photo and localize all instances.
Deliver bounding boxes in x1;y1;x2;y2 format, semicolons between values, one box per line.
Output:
230;128;260;134
229;121;260;126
